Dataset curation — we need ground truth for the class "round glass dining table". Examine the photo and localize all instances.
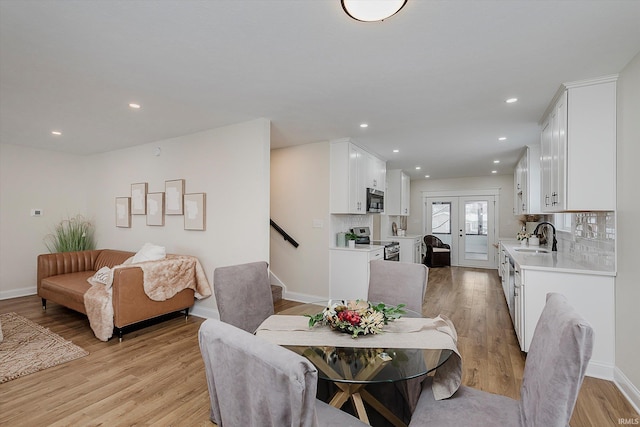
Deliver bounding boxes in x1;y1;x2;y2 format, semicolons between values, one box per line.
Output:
278;301;453;384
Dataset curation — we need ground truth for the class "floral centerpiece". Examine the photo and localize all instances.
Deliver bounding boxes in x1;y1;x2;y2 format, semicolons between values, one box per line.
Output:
305;300;406;338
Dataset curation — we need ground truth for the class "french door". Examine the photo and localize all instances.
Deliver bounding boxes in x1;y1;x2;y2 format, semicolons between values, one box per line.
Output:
424;192;497;269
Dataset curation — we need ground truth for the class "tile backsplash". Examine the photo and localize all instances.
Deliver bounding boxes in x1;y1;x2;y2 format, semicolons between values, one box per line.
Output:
556;211;615;268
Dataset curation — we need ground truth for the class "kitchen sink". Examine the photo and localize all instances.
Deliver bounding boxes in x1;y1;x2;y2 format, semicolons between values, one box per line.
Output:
514;248;550;254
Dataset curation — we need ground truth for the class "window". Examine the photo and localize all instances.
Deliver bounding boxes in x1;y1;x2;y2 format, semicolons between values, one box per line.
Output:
432;202;451;234
465;201;488;236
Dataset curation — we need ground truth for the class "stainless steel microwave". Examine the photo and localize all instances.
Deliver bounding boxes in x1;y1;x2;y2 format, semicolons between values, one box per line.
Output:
366;188;384;213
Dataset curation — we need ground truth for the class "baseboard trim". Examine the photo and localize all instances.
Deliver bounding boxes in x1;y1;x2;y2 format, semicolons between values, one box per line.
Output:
614;367;640;414
282;291;327;303
586;360;615;381
0;287;36;300
189;304;219;320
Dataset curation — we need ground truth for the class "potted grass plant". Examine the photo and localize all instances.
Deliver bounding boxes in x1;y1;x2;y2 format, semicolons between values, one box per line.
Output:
44;214;96;253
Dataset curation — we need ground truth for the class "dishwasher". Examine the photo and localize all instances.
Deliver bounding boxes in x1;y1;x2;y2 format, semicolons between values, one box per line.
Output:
507;255;515;323
513;262;524;350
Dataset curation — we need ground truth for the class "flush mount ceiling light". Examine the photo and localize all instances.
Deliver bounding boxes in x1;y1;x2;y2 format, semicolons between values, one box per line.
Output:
498;137;507;141
360;123;368;128
505;98;518;104
129;103;141;109
341;0;407;22
51;130;62;136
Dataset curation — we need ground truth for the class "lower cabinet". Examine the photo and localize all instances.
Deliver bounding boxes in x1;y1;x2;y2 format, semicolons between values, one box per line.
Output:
519;268;614;378
329;248;384;300
397;236;422;263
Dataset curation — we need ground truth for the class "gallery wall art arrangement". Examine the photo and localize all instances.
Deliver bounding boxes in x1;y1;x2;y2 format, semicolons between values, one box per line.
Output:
115;179;205;230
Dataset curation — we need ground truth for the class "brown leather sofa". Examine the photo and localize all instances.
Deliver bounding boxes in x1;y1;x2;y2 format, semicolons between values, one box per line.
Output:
37;249;195;340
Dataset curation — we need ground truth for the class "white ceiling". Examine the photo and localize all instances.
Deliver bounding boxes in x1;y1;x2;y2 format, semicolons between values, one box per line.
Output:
1;0;639;180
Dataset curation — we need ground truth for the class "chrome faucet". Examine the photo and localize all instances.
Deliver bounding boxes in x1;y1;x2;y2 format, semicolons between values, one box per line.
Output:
533;221;558;251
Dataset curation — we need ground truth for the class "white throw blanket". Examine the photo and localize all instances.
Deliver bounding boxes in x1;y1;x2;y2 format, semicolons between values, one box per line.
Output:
84;255;211;341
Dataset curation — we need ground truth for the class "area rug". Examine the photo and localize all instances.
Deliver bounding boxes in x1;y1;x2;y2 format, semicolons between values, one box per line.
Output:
0;312;89;383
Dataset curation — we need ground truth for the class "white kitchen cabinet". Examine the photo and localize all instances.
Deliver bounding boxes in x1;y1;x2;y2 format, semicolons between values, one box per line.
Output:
386;169;410;216
396;235;422;263
513;145;541;215
520;268;614;378
366;153;386;191
330;138;386;214
329;247;384;300
500;242;615;378
539;76;617;212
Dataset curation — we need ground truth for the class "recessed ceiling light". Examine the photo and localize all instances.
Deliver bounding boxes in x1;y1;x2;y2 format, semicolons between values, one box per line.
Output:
424;175;430;178
129;103;141;109
51;131;62;136
360;123;368;128
415;166;421;170
506;98;518;103
498;137;507;141
491;170;498;174
392;149;399;153
494;160;500;164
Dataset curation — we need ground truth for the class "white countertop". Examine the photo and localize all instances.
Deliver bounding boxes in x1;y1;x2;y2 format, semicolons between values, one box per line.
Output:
387;235;421;239
500;240;615;276
330;244;385;252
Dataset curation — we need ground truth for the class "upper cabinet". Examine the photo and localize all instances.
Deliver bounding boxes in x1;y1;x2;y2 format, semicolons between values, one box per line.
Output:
386;169;410;216
513;145;541;215
539;76;617;212
366;153;386;191
330;138;386;214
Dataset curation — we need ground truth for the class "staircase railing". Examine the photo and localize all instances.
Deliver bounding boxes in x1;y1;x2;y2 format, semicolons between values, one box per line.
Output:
270;219;299;248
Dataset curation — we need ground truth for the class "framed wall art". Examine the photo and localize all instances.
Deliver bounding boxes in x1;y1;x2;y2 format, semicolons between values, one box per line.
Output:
146;192;165;226
131;182;148;215
184;193;206;231
115;197;131;228
165;179;185;215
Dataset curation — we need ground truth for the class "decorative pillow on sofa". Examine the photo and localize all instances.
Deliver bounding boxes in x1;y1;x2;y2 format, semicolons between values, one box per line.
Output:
132;243;166;264
88;266;113;286
87;257;134;287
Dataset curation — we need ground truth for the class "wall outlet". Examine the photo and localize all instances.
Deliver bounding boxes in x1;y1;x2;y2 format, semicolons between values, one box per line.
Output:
31;208;43;217
312;219;323;228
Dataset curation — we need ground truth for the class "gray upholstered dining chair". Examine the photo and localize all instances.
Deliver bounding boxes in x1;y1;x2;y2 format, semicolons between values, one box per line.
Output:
367;259;429;416
213;261;274;333
198;318;369;427
408;293;593;427
368;259;428;314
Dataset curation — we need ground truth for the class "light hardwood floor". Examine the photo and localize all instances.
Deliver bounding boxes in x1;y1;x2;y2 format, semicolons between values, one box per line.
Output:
0;267;637;426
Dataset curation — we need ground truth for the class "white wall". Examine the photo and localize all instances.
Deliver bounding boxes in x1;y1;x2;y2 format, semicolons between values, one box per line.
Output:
1;119;271;318
270;141;330;300
406;173;519;239
615;51;640;407
0;144;89;297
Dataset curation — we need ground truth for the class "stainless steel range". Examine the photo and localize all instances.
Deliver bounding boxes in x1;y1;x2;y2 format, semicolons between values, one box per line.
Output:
351;227;400;261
